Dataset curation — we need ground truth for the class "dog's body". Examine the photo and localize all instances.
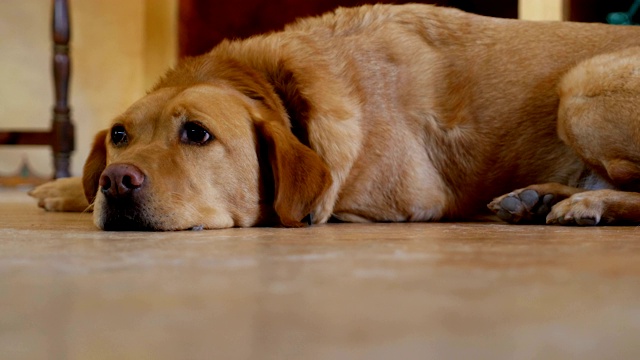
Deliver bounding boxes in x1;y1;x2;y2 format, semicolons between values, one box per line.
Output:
30;4;640;230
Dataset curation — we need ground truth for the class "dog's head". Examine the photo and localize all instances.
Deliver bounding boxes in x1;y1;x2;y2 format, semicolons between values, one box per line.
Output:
83;58;331;231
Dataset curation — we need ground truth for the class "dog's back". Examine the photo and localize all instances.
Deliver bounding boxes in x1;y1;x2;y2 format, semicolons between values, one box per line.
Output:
252;4;640;220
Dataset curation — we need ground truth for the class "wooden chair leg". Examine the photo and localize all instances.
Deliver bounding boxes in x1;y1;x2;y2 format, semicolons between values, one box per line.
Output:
51;0;74;179
0;0;75;179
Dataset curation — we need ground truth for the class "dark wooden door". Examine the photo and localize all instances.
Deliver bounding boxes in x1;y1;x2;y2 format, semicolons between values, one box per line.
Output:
179;0;517;57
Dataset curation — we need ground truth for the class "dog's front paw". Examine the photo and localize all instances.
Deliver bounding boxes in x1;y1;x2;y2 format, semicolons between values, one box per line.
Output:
28;177;90;212
489;188;557;224
546;193;605;226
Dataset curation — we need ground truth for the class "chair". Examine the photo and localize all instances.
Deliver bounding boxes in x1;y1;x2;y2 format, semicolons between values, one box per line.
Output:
0;0;74;179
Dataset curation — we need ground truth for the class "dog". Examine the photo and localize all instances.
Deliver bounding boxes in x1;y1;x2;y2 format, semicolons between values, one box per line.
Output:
29;4;640;230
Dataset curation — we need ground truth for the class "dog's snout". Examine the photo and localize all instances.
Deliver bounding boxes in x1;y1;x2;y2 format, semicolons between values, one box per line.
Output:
99;163;145;198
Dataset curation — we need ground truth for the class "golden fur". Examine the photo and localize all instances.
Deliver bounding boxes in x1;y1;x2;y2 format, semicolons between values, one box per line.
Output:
30;4;640;230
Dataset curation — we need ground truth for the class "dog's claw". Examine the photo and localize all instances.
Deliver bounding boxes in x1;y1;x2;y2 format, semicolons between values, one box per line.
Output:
545;194;605;226
575;216;598;226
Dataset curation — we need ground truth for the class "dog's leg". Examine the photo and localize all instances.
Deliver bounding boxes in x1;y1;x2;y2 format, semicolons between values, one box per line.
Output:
545;47;640;225
307;114;362;224
488;183;584;223
28;176;90;212
557;47;640;189
547;189;640;225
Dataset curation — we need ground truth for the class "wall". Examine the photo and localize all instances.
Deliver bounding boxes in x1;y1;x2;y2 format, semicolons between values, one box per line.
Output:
518;0;568;20
0;0;177;178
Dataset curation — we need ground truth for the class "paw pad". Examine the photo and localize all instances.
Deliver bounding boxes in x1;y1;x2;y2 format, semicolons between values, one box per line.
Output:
490;189;556;224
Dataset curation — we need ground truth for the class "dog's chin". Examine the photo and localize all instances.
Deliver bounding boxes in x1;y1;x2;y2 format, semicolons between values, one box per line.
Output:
94;196;181;232
101;217;156;231
93;195;230;231
95;197;156;231
100;216;203;231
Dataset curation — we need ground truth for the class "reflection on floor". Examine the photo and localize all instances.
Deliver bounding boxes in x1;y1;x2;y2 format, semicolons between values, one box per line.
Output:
1;189;640;359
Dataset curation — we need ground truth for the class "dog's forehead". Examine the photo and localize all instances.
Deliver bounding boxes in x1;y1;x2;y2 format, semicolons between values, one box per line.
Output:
114;87;179;127
156;84;257;142
175;83;238;99
167;84;251;119
113;84;251;129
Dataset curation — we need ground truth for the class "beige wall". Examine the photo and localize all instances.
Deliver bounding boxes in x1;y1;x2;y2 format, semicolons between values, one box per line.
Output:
518;0;569;21
0;0;177;178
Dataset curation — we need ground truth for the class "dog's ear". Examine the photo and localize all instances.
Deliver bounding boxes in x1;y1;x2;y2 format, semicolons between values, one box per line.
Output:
255;120;332;227
82;130;108;204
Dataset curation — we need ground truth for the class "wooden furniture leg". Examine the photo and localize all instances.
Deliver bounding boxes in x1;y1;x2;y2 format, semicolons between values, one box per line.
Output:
0;0;74;179
51;0;74;178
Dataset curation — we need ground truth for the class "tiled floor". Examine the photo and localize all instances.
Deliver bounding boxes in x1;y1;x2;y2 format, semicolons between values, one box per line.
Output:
1;189;640;359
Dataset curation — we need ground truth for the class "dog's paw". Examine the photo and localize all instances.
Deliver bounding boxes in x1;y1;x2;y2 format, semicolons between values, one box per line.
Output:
488;188;557;224
546;193;604;226
28;177;89;212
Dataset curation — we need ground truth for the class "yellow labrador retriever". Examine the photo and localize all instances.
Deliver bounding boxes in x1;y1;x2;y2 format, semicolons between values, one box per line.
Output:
30;4;640;230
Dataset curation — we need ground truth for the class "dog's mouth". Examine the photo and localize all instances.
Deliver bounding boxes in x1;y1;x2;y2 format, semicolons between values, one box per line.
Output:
100;197;159;231
98;196;208;231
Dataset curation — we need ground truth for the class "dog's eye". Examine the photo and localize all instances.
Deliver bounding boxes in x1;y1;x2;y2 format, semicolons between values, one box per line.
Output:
111;125;128;146
181;122;212;145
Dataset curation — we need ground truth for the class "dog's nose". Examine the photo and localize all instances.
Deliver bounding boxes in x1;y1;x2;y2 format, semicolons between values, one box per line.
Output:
99;163;145;198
